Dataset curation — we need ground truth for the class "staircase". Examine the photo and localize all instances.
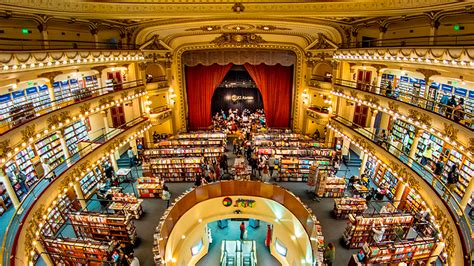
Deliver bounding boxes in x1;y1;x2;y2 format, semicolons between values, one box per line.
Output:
226;256;235;265
117;152;131;168
342;150;362;168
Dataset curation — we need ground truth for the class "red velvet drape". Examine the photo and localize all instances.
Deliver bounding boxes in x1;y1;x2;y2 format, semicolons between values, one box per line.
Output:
244;63;293;128
186;63;233;130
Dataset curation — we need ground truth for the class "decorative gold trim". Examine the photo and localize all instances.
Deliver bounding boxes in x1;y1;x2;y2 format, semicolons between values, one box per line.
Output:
210;33;266;46
387;101;399;113
21;125;36;143
443;123;459;141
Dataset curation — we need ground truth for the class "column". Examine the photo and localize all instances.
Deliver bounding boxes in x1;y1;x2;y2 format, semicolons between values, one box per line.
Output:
32;240;53;265
393;182;407;208
91;28;99;49
57;131;71;160
429;20;440;45
359;153;369;176
110;153;119;171
351;29;358;48
460;177;474;210
37;24;49;49
369;109;378;134
101;110;110;134
129;139;137;155
408;129;423;164
378;26;387;46
0;169;20;208
73;182;87;209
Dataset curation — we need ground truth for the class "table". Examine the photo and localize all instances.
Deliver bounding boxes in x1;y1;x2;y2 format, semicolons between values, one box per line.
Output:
352;183;369;197
116;168;133;183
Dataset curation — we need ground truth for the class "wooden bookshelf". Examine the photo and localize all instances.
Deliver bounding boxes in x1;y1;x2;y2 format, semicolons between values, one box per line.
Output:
109;193;143;219
41;237;111;266
315;173;346;198
137;177;164;197
333;197;367;219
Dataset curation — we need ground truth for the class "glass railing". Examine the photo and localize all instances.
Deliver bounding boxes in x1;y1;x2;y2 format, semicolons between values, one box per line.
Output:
332;116;473;263
0;80;145;135
0;37;139;51
0;116;148;265
328;76;474;129
341;33;474;48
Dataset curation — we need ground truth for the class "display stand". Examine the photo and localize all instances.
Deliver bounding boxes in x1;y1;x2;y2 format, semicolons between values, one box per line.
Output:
333;197;367;219
343;213;414;249
233;158;251;180
314;173;346;197
142;157;202;182
137;176;164;198
41;237;111;266
108;193;143;219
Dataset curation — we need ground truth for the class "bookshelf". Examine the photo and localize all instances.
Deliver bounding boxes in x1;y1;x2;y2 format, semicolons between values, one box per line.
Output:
0;182;11;215
174;132;226;140
63;121;89;155
35;133;65;169
343;213;414;249
68;212;137;244
37;85;51;110
4;146;38;198
143;157;202;182
41;191;79;237
380;73;395;90
390;119;416;155
356;238;438;264
154;139;225;147
41;237;111;266
278;157;315;182
399;187;424;214
0;93;12;122
315;173;346;198
137;177;165;197
333;197;367;219
144;147;224;158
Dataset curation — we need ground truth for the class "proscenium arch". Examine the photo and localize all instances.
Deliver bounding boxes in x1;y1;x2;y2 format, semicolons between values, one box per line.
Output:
172;44;305;132
163;196;315;266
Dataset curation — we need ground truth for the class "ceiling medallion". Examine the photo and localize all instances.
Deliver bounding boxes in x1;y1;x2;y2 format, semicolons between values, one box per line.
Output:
232;2;245;13
211;33;266;47
256;25;291;31
223;24;254;31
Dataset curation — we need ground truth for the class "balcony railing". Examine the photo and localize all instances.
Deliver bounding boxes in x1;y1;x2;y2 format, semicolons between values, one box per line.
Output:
332;116;473;263
0;80;144;135
342;33;474;48
0;116;148;265
331;76;474;129
0;37;139;51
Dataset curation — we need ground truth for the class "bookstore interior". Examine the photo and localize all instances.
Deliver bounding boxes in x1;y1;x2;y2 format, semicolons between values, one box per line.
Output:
0;1;473;266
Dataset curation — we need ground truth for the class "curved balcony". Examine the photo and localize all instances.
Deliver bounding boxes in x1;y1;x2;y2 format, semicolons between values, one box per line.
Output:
330;115;472;264
154;180;320;266
0;37;139;51
0;117;150;265
331;77;473;130
0;80;144;135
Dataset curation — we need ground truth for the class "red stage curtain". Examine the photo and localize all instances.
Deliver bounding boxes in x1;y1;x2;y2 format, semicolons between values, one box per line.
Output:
186;63;233;129
244;63;293;128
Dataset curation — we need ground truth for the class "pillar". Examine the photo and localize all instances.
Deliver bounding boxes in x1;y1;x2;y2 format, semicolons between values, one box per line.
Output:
408;129;423;163
129;139;137;155
359;153;369;176
460;177;474;210
0;169;20;208
91;28;99;49
73;182;87;209
393;182;407;208
378;26;387;46
351;29;358;48
57;131;71;160
110;153;118;171
101;110;110;134
427;242;445;264
48;86;56;107
37;24;49;49
369;109;377;134
429;20;440;45
32;240;53;265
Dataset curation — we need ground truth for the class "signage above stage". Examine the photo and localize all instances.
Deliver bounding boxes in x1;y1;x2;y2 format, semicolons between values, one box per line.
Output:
231;94;254;102
222;197;256;208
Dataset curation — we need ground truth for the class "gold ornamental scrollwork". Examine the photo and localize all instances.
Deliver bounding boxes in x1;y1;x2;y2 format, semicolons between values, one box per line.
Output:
47;115;61;128
387;101;399;113
405;174;420;192
443;123;459;142
121;91;129;99
407;109;420;120
21;124;36;143
79;103;92;114
468;138;474;153
349;90;359;99
211;33;266;46
59;111;71;122
0;140;12;157
352;136;375;154
363;95;379;105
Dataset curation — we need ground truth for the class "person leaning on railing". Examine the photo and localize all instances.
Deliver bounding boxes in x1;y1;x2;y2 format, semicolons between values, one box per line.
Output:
453;98;465;123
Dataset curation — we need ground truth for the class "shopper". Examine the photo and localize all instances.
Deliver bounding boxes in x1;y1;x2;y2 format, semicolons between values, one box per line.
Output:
128;253;140;266
385;81;393;97
194;175;202;187
372;221;386;243
453;98;465;123
261;165;270;182
257;156;265;177
265;224;272;248
439;94;449;115
333;158;340;176
220;154;228;173
420;144;433;166
268;155;276;177
127;147;135;167
41;157;54;182
162;185;171;208
433;159;444;186
444;163;459;199
13;168;28;195
375;186;387;200
446;95;457;119
323;243;336;266
239;222;246;240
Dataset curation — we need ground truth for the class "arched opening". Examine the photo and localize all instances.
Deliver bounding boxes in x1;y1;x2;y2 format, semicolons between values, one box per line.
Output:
145;63;166;82
312;62;333;81
211;65;264;116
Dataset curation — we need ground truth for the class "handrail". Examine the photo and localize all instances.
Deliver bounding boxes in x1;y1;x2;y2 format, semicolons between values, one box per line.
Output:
0;116;148;265
0;37;139;51
341;33;474;48
325;76;474;129
331;115;472;264
0;80;145;135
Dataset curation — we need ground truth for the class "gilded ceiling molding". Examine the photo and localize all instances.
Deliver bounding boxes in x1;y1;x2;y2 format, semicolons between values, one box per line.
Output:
256;25;291;31
21;125;36;143
468;138;474;154
185;25;222;31
443;123;459;142
387;101;399;113
174;43;304;131
0;140;12;157
211;33;266;46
